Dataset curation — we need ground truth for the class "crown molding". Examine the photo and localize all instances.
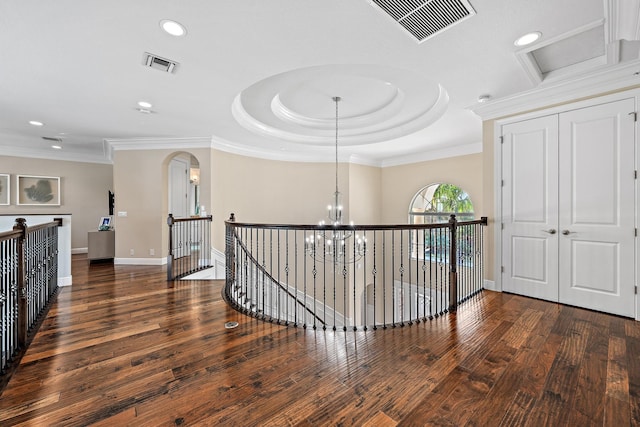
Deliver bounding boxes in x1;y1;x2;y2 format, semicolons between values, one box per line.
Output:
210;134;482;168
106;137;213;151
0;145;113;164
210;135;363;164
471;60;640;121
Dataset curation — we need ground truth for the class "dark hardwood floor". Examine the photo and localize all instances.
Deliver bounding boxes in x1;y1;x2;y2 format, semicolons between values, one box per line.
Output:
1;255;639;426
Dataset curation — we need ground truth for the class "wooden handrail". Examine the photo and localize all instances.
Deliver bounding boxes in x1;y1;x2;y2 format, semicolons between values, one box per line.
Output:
167;214;213;281
225;213;488;330
168;215;212;224
0;229;22;242
225;216;487;231
0;218;63;243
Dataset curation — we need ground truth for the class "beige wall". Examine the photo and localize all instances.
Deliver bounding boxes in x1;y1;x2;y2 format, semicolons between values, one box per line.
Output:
210;149;349;251
348;163;382;225
2;147;488;270
113;148;211;260
482;122;495;280
0;156;113;249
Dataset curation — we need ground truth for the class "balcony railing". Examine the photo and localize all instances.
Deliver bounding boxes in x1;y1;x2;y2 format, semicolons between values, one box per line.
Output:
225;214;487;331
167;214;213;280
0;218;62;379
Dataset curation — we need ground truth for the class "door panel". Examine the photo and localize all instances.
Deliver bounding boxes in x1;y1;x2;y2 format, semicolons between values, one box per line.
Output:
502;115;559;302
558;99;635;317
169;157;190;259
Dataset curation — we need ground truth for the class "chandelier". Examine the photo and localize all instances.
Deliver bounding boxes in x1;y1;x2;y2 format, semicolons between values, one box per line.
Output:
305;96;366;264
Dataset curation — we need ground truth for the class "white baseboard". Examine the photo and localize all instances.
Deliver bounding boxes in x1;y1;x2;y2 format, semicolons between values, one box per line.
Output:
58;275;72;287
212;247;226;279
72;247;88;254
483;279;497;291
114;257;168;265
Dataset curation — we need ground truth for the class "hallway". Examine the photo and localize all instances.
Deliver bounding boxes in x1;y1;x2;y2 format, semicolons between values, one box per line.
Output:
0;255;638;425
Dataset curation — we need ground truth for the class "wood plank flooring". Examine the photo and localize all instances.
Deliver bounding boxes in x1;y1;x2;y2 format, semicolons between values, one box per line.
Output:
1;254;639;426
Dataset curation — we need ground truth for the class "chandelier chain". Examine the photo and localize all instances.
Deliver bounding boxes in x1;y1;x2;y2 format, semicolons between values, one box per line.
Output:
333;96;340;195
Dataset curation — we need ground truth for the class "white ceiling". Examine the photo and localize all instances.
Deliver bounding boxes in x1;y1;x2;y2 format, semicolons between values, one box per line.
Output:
0;0;638;166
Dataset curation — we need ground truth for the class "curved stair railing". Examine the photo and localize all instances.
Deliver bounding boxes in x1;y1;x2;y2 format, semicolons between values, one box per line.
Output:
225;214;488;331
229;234;326;327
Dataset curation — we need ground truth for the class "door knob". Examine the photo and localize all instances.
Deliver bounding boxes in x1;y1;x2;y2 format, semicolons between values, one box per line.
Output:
543;229;557;234
562;230;572;235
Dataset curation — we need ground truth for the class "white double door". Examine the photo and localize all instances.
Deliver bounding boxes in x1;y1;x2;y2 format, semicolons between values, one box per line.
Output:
501;98;636;317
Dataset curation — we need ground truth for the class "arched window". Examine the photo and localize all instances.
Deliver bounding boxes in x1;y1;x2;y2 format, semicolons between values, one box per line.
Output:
409;183;474;261
409;183;474;225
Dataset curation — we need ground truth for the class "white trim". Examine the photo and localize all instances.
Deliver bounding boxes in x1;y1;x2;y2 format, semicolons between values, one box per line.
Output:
114;257;168;265
58;275;72;287
211;135;368;165
483;279;497;292
107;137;212;151
0;144;113;164
493;123;503;293
72;247;88;254
211;135;482;168
514;20;608;87
472;60;640;120
494;88;640;124
106;132;482;168
493;87;640;319
212;246;226;280
610;0;640;41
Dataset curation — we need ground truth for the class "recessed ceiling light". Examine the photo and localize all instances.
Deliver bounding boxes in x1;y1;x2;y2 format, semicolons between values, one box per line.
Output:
51;145;62;150
514;32;541;47
160;20;186;37
138;101;153;108
29;120;44;126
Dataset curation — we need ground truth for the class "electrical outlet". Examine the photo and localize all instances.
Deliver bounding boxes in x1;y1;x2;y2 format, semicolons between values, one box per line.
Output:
130;249;134;255
149;248;155;256
118;211;127;217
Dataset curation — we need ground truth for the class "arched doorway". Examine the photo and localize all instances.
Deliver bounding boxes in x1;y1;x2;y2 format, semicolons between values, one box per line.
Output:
168;153;200;218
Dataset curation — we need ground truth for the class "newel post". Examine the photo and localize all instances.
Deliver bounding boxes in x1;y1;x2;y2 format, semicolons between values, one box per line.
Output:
225;213;236;289
448;214;458;312
167;214;174;281
13;218;28;347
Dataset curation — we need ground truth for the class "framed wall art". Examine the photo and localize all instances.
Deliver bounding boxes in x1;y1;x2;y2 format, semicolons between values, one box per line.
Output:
17;175;60;206
0;174;9;205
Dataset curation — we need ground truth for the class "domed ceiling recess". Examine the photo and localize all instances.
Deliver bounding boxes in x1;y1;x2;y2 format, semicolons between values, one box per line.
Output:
232;64;448;149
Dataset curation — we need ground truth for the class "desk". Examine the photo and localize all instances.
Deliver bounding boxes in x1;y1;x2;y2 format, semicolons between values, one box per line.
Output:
88;230;115;261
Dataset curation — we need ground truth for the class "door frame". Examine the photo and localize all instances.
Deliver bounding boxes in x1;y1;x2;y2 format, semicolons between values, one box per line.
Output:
492;88;640;320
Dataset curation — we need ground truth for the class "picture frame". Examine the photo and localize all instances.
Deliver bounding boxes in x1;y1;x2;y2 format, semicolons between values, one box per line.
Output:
0;174;9;205
98;216;112;229
16;175;60;206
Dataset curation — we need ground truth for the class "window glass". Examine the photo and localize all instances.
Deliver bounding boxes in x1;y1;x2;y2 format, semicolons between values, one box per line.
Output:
409;183;474;261
409;183;474;224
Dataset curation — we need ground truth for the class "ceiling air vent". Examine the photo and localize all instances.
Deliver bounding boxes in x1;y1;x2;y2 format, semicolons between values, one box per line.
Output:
143;52;178;73
41;136;62;142
372;0;476;43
